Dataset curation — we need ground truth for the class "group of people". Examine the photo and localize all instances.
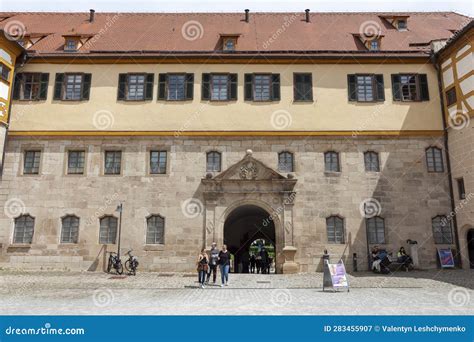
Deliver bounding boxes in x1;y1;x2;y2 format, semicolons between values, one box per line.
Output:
249;249;272;274
197;243;231;288
371;246;414;273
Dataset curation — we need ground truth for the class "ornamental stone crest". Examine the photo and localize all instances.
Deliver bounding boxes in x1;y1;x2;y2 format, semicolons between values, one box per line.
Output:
239;161;258;180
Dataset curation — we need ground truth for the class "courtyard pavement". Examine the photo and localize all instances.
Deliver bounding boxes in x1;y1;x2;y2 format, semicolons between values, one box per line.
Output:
0;270;472;315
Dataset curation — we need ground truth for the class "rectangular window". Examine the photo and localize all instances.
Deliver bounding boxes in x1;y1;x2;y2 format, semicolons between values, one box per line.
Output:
369;40;379;51
210;75;229;101
348;74;384;102
167;74;186;100
65;39;77;51
99;217;118;244
127;74;145;100
14;215;35;244
104;151;122;175
446;87;457;107
117;73;153;101
254;75;271;101
61;216;79;243
457;178;466;200
294;73;313;101
201;73;237;101
366;217;385;244
392;74;429;101
364;151;380;172
53;73;91;101
324;152;340;172
244;74;280;101
326;216;345;244
150;151;167;174
0;63;11;83
426;147;444;173
146;215;165;244
432;217;453;244
13;73;50;101
64;74;83;100
67;150;85;175
23;150;41;175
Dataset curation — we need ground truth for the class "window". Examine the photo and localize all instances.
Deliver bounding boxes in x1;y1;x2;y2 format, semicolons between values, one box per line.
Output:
369;39;380;51
61;215;79;243
67;150;85;174
294;73;313;101
456;178;466;200
157;73;194;101
397;20;407;30
104;151;122;175
64;39;77;51
391;74;429;101
99;216;118;244
324;151;340;172
53;73;91;101
206;151;221;172
348;74;384;102
13;214;35;244
146;215;165;244
13;73;49;101
23;150;41;175
278;152;294;173
0;62;11;83
201;73;237;101
366;216;385;244
326;216;345;244
446;87;457;107
223;38;236;51
244;74;280;101
425;147;444;173
364;151;380;172
432;216;453;244
150;151;167;174
117;73;154;101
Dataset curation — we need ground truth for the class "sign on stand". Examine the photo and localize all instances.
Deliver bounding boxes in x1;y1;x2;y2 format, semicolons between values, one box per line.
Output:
437;248;455;268
323;260;350;292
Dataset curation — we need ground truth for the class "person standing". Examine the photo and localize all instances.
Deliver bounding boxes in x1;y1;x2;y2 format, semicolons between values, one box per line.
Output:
206;242;219;284
250;253;256;274
197;248;209;289
218;244;231;287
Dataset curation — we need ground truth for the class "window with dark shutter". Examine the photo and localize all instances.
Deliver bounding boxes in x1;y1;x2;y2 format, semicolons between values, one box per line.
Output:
14;73;49;101
201;73;211;100
391;74;401;101
348;74;384;102
53;73;64;100
145;73;154;100
347;75;357;101
294;73;313;101
375;74;384;101
229;74;237;100
158;74;166;100
81;73;91;100
39;73;49;100
117;74;127;100
271;74;280;101
244;74;253;101
392;74;429;101
185;73;194;100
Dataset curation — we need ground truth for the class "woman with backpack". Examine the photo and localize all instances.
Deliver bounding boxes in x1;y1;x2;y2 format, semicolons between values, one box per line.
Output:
197;248;209;289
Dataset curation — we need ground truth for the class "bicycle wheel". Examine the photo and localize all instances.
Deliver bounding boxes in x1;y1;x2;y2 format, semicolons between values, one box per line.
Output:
124;260;131;272
116;261;123;275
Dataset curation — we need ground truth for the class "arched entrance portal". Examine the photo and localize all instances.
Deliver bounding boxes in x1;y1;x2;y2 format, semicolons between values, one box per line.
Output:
224;205;276;273
467;229;474;269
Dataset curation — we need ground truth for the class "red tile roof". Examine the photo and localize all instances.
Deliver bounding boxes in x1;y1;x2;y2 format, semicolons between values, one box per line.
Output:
0;11;470;57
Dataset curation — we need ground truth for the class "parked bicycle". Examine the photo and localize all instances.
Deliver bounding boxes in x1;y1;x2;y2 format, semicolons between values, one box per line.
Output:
124;249;139;276
107;252;123;275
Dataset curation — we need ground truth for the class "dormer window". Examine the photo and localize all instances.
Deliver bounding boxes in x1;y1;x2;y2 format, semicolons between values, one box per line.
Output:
224;38;236;51
397;19;407;31
219;34;240;52
65;39;77;51
369;39;380;51
380;15;409;31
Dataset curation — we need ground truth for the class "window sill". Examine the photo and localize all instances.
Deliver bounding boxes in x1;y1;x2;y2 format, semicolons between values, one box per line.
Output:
324;171;341;177
144;244;165;251
7;245;31;253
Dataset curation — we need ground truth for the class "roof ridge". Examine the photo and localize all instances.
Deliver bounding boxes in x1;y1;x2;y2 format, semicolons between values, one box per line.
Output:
0;11;468;15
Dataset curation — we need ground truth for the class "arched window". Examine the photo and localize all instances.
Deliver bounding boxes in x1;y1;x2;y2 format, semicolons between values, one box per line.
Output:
13;214;35;244
364;151;380;172
99;216;118;244
326;216;345;244
146;215;165;244
366;216;385;244
432;215;453;244
324;151;340;172
278;151;294;173
61;215;80;243
206;151;221;172
425;147;444;172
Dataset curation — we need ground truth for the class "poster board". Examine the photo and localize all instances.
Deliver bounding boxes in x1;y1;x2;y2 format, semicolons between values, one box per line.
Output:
323;260;349;292
437;248;455;268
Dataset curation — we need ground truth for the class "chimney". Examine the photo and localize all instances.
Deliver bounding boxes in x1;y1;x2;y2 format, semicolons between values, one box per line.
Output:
245;9;250;23
89;9;95;23
305;9;310;23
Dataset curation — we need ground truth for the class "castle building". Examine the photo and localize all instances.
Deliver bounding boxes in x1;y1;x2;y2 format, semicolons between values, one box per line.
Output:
0;11;472;273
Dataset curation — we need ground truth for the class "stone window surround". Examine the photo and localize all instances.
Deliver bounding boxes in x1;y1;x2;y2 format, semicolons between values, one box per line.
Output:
60;214;80;244
278;150;295;173
19;145;44;176
101;148;123;176
425;145;445;173
64;148;88;176
326;214;346;244
206;150;222;173
11;213;35;245
145;214;166;245
146;147;170;176
324;150;341;173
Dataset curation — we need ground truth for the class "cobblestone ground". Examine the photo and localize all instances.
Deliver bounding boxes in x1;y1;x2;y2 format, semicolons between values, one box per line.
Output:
0;270;472;315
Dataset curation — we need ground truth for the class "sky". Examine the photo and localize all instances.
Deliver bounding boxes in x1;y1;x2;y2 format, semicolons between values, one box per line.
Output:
0;0;472;16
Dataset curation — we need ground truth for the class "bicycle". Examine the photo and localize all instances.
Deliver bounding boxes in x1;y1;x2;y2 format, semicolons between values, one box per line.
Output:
107;252;123;275
124;249;139;276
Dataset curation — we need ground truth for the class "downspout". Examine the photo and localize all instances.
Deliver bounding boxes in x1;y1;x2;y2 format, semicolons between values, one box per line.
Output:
430;53;462;268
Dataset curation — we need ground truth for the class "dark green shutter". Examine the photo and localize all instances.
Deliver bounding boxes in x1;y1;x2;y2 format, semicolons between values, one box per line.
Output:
201;73;210;100
38;73;49;100
158;74;166;100
271;74;280;101
375;74;384;101
53;73;64;100
12;73;21;100
244;74;253;101
229;74;237;100
117;74;127;100
145;73;154;100
391;74;401;101
293;73;302;101
419;74;429;101
185;73;194;100
347;75;357;101
81;73;92;100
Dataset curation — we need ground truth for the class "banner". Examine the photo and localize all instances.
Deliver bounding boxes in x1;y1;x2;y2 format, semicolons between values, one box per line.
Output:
438;248;455;268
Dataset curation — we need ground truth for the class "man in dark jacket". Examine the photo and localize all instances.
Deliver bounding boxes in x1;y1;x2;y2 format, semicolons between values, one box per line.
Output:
206;242;219;284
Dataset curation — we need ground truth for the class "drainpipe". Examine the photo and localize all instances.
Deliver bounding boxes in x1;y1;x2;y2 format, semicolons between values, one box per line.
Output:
431;53;462;268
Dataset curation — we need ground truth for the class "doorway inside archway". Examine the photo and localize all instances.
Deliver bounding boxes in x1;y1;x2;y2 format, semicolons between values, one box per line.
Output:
467;229;474;269
223;204;276;273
